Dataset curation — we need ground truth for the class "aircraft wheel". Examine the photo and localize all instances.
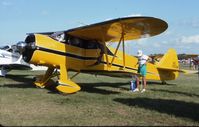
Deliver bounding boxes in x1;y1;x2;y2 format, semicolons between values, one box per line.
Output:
33;77;37;82
161;81;167;85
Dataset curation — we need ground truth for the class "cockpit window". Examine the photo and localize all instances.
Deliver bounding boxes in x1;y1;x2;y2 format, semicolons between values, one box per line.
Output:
48;33;114;56
50;32;66;42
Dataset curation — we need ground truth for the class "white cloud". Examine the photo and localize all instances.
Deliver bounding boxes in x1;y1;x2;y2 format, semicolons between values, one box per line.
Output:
153;42;161;48
192;20;199;28
178;35;199;44
163;30;173;36
179;18;199;29
161;41;170;45
136;37;148;44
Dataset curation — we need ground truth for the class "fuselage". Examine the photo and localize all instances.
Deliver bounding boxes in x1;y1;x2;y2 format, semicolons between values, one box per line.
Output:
0;45;31;76
0;49;20;65
21;34;178;81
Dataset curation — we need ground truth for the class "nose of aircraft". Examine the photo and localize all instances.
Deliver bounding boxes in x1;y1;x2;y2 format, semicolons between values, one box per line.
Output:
16;35;36;63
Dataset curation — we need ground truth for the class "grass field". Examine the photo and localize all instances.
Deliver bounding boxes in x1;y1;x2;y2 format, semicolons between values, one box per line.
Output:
0;69;199;126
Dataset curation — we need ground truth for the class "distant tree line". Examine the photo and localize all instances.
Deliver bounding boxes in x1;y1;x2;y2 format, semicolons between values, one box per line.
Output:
149;53;197;60
178;54;187;60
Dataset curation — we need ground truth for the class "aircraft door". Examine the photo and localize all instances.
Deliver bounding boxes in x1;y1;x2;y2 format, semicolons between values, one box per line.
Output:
84;42;101;66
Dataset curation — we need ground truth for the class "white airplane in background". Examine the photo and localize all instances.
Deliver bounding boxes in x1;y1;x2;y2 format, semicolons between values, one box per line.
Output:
0;44;32;76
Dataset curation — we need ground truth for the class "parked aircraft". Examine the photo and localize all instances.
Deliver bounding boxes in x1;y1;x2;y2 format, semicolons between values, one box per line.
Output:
193;56;199;76
0;45;31;76
15;16;185;94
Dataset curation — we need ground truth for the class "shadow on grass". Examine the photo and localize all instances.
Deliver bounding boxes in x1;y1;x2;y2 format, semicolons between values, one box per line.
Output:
114;97;199;122
1;74;129;95
5;74;33;83
79;82;129;95
147;81;177;86
1;74;60;94
150;88;199;98
3;74;178;95
0;83;36;89
78;80;177;95
0;74;35;88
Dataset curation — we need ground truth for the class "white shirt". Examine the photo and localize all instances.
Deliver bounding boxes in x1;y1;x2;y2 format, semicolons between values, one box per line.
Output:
138;54;149;65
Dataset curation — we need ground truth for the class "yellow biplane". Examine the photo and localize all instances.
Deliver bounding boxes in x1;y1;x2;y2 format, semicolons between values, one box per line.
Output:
16;16;182;94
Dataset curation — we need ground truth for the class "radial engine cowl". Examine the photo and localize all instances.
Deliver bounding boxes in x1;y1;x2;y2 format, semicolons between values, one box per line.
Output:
16;41;27;53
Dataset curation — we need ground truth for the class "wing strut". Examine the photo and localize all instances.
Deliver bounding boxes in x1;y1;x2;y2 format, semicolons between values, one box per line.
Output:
110;36;122;66
100;27;110;68
122;30;126;69
109;25;126;69
100;24;126;69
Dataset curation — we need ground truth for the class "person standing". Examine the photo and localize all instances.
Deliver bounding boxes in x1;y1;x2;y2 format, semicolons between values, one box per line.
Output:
133;50;149;93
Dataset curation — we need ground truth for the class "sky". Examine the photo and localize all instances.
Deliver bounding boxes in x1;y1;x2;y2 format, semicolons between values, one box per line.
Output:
0;0;199;55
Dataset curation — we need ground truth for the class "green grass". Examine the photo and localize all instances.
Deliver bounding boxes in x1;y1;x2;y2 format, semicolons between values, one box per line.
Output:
0;69;199;126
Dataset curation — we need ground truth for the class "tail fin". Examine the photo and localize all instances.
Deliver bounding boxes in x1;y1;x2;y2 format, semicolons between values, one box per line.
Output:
157;48;179;70
156;48;180;80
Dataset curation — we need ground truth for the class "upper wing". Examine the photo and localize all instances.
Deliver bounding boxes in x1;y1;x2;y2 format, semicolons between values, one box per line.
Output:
35;16;168;43
66;16;168;42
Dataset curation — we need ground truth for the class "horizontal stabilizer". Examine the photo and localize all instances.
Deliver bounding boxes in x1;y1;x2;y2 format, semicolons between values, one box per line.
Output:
180;69;199;74
157;66;180;71
157;66;187;73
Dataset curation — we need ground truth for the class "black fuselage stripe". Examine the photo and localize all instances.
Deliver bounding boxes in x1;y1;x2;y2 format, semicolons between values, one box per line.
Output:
38;47;97;60
100;61;137;71
37;46;137;71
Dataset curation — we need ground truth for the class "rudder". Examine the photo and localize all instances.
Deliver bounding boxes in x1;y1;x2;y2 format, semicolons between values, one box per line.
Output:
157;48;179;69
156;48;180;81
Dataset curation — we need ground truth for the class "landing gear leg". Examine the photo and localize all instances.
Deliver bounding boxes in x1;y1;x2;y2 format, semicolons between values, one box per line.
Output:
34;66;54;88
56;65;81;94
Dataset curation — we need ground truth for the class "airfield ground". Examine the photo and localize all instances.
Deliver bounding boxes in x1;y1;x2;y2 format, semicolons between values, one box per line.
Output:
0;65;199;126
